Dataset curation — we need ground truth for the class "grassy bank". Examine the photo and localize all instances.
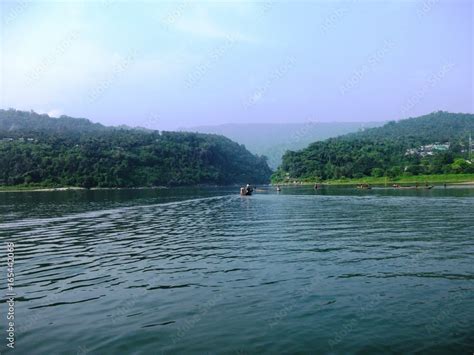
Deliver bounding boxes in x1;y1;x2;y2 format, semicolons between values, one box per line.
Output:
274;173;474;186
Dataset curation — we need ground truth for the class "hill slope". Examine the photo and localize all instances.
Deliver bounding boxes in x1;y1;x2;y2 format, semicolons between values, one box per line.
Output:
0;109;272;187
274;111;474;182
184;122;383;169
0;109;109;134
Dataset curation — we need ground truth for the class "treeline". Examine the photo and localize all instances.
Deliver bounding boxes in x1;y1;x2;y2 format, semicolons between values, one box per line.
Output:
273;112;474;182
0;109;272;187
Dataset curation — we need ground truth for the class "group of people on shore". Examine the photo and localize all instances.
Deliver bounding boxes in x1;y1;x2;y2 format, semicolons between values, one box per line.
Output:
252;181;448;195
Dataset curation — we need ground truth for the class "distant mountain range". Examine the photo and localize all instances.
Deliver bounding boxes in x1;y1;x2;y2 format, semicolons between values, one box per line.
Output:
183;122;384;169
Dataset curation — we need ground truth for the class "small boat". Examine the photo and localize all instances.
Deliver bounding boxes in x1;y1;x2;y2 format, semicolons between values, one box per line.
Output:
276;185;281;192
240;186;253;196
357;184;372;189
394;185;434;190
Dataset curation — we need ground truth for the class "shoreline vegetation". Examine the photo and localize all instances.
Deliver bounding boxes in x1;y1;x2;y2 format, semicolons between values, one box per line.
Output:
2;173;474;192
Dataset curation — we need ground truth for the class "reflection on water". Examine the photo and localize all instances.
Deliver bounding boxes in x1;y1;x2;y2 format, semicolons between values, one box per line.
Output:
0;186;473;353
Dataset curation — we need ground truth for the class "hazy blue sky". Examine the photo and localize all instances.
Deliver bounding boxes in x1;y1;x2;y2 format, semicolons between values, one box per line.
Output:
1;0;472;130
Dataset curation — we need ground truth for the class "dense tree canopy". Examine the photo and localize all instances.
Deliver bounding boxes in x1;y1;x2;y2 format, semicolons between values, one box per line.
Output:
0;109;272;187
273;112;474;182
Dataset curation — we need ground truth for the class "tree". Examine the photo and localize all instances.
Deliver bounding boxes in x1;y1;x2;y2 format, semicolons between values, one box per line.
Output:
371;168;384;177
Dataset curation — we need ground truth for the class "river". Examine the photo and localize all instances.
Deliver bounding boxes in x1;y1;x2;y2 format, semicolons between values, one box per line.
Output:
0;186;473;354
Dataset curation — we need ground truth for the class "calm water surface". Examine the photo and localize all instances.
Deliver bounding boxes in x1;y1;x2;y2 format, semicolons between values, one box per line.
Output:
0;186;473;354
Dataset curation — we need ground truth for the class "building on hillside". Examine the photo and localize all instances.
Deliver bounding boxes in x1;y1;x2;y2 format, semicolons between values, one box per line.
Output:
405;142;450;157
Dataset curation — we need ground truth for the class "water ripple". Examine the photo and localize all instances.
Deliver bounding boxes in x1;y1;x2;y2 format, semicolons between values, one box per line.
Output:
0;188;473;353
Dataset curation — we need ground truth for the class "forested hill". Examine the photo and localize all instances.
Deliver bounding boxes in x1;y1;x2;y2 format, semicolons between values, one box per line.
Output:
0;109;272;187
342;111;473;143
274;112;474;182
0;109;109;135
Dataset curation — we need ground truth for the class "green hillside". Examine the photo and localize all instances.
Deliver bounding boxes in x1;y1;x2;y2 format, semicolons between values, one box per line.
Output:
273;111;474;182
0;109;272;188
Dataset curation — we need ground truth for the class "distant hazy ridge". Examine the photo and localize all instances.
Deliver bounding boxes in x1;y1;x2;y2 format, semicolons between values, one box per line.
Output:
184;122;384;169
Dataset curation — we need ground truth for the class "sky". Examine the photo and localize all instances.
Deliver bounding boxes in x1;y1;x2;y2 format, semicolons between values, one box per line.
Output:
0;0;472;130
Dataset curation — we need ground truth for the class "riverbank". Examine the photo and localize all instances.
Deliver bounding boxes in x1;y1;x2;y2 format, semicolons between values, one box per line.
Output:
2;173;474;192
0;186;87;192
0;186;169;193
273;173;474;186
